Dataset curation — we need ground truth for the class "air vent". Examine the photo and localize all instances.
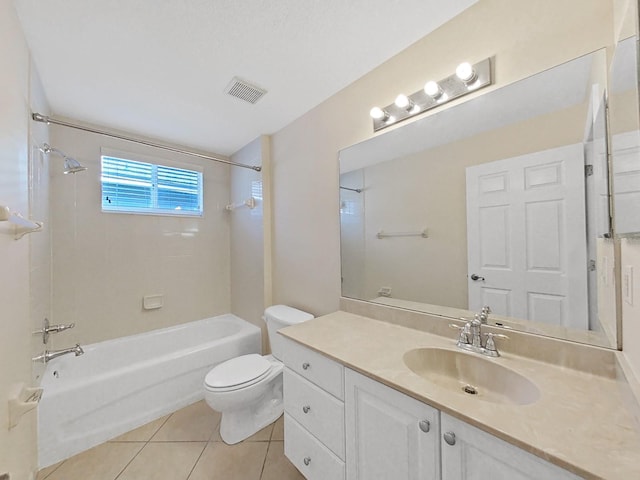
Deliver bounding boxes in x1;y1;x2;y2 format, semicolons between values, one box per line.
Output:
224;77;267;104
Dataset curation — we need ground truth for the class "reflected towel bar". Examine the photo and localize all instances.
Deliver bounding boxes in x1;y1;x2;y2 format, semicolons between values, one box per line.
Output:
377;229;428;239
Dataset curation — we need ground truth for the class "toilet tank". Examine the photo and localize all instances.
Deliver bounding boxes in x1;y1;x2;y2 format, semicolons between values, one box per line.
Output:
265;305;313;360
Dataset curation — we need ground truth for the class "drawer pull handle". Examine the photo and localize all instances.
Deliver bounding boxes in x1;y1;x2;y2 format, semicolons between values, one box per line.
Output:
302;362;310;370
443;431;456;446
302;405;311;414
419;420;430;433
303;456;311;466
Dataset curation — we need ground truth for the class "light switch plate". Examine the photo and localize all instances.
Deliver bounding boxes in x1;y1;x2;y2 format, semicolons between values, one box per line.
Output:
623;265;634;306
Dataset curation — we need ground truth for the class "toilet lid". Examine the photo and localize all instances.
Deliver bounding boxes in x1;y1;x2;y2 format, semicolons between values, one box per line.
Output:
205;354;272;389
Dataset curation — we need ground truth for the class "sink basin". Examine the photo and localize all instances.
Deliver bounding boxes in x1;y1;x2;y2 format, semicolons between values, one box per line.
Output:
403;347;540;406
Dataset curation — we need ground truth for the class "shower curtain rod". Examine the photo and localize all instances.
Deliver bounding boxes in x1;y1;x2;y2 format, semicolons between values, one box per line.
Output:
31;113;262;172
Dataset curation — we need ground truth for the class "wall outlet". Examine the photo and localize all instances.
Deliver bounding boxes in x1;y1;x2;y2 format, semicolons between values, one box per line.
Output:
623;266;634;306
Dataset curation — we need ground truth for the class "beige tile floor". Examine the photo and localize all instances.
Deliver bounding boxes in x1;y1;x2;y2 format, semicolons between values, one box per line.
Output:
37;401;304;480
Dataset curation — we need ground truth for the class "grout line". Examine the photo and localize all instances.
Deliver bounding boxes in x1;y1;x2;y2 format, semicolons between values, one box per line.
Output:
113;411;175;480
113;442;147;480
147;412;174;442
37;460;65;480
185;442;209;480
259;440;272;480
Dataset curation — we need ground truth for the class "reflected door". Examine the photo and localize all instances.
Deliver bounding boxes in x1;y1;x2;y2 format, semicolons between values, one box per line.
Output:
466;143;588;329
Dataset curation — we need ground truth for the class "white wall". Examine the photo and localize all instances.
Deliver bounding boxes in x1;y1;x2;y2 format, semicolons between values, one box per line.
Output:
49;126;231;347
270;0;613;316
0;1;50;478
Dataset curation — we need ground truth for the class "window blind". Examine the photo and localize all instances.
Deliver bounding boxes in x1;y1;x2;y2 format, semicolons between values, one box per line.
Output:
101;156;203;216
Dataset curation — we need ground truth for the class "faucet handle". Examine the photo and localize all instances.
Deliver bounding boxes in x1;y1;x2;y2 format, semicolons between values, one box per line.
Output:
449;323;470;345
484;332;509;356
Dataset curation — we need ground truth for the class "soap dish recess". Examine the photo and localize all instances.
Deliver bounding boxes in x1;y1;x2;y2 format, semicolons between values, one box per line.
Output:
143;294;164;310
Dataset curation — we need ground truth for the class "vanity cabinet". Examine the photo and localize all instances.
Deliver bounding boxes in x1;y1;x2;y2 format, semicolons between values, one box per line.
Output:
281;338;579;480
345;369;441;480
440;413;581;480
281;337;346;480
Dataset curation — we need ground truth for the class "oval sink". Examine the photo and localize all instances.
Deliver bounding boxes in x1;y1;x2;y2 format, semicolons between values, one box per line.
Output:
403;347;540;406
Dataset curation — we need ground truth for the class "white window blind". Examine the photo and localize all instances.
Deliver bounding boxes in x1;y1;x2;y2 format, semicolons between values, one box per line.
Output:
101;155;203;216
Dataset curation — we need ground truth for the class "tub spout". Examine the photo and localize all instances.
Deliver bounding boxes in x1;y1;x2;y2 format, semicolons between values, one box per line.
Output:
32;344;84;363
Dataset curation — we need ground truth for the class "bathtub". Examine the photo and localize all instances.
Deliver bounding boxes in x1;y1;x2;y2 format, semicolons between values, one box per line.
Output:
38;314;261;468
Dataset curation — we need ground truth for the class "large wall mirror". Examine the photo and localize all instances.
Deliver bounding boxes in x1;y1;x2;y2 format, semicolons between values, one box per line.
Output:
339;3;640;349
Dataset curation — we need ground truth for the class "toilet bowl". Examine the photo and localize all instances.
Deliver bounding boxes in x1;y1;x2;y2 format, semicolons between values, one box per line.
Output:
204;305;313;444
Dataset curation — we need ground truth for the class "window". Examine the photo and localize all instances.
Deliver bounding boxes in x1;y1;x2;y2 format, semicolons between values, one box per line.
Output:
101;153;203;216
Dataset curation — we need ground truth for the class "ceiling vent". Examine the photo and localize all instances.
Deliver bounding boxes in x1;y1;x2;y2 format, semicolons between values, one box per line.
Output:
224;77;267;104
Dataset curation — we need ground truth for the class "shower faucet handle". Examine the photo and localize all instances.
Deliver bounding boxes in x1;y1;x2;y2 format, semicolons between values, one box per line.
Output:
48;323;75;333
33;318;76;344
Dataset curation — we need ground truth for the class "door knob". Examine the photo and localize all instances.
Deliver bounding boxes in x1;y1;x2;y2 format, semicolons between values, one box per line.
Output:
470;274;485;281
302;405;311;414
303;457;311;466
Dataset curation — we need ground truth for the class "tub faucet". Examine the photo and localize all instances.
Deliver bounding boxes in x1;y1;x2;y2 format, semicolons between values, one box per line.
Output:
32;344;84;363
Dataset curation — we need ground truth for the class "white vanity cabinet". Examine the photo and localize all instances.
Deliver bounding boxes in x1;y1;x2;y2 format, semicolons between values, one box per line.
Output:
345;368;441;480
440;413;582;480
281;337;346;480
281;338;580;480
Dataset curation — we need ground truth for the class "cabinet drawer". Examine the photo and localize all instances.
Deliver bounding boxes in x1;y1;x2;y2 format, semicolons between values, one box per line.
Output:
280;336;344;400
284;413;345;480
284;368;345;459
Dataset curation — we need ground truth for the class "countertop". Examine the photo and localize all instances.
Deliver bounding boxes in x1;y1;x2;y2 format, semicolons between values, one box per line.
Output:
279;311;640;479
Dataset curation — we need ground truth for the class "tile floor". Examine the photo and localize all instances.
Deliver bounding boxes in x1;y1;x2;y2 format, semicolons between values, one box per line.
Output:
36;401;304;480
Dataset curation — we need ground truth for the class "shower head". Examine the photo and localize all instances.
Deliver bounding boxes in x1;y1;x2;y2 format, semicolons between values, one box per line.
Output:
41;143;87;174
63;157;88;174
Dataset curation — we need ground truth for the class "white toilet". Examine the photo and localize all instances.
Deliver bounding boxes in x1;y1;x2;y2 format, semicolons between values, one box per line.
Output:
203;305;313;444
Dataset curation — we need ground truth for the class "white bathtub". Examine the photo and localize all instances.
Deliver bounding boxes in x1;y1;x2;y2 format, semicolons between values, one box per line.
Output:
38;314;261;468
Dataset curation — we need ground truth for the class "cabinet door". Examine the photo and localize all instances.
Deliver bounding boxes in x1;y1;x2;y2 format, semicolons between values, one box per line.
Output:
441;413;581;480
345;369;440;480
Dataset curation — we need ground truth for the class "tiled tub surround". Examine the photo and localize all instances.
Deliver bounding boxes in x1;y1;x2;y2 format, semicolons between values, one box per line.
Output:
279;310;640;479
39;314;261;468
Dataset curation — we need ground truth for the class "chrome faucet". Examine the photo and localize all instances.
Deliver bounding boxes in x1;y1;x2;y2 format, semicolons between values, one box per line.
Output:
32;344;84;363
450;311;508;357
33;318;76;344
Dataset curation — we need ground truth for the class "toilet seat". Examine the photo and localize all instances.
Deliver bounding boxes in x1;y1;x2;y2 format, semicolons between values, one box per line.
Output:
205;354;273;392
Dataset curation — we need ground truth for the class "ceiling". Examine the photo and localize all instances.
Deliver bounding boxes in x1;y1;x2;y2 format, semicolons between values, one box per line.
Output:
13;0;477;156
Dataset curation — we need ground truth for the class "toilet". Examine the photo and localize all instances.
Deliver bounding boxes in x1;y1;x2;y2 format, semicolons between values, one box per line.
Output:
203;305;313;444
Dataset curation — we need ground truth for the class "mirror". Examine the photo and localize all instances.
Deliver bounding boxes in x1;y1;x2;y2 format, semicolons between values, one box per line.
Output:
610;33;640;236
339;48;620;348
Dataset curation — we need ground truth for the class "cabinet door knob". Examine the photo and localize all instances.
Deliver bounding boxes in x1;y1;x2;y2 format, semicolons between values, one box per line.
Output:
419;420;431;433
443;431;456;446
302;362;310;370
303;456;311;466
302;405;311;414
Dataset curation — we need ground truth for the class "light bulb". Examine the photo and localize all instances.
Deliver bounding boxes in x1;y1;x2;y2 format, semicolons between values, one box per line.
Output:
394;94;410;108
370;106;390;121
424;81;443;99
456;62;477;84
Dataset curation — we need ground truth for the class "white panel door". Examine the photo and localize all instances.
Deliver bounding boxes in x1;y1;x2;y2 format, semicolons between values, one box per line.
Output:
345;369;440;480
440;413;581;480
466;144;588;329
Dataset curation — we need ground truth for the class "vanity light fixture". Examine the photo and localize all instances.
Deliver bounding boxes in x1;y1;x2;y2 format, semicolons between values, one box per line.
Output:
369;106;392;123
394;94;417;113
424;81;444;100
370;57;492;132
455;62;478;84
